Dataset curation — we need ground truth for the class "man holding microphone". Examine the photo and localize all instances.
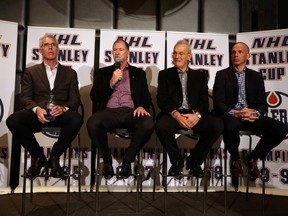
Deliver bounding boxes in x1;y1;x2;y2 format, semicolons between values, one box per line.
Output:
87;39;154;179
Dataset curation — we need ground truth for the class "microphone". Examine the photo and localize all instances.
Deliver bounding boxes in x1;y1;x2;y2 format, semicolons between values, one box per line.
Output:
115;58;122;81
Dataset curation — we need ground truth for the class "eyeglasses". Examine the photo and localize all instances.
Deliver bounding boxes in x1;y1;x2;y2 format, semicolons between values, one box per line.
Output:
41;43;57;48
172;52;188;57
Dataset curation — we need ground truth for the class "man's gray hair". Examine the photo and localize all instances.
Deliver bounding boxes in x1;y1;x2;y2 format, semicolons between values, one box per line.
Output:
39;33;59;48
174;39;192;54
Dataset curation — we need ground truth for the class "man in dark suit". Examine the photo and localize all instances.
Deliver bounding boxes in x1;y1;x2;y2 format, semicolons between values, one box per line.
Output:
156;39;223;178
213;42;287;180
87;39;154;179
6;33;83;178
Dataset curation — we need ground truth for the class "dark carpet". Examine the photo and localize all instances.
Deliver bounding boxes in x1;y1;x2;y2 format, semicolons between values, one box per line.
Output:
0;190;287;216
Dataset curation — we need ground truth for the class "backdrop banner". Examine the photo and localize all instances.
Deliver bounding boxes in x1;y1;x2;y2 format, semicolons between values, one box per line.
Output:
0;20;18;187
98;29;165;186
8;27;287;191
237;29;288;189
21;26;96;187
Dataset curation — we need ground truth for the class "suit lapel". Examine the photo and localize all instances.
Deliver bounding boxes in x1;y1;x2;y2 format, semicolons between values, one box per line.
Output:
228;67;238;97
187;69;194;96
172;67;182;93
39;63;51;91
54;64;65;90
129;66;135;91
245;68;253;101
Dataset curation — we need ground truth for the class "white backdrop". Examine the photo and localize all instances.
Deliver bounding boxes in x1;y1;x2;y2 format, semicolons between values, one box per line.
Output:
237;29;288;189
3;27;287;191
0;20;18;187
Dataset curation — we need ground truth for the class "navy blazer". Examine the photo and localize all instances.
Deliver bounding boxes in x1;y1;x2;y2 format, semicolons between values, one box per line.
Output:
90;64;152;112
20;62;81;111
157;67;209;116
213;66;268;116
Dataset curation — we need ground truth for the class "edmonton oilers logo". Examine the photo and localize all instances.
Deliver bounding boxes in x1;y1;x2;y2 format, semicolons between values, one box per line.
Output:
0;98;3;122
266;91;288;108
266;91;288;139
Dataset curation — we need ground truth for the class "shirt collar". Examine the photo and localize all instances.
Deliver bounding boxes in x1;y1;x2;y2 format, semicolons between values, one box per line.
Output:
234;66;246;74
44;62;58;71
177;67;189;73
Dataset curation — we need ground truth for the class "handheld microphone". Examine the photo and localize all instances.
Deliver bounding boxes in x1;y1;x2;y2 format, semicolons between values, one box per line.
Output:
115;58;122;81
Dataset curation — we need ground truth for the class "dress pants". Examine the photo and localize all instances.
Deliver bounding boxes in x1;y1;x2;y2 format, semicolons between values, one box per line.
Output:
221;115;288;161
156;114;223;166
86;107;154;164
6;109;83;157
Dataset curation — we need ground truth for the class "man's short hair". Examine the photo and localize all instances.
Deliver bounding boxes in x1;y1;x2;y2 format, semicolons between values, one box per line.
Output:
174;39;191;54
113;38;130;50
39;33;59;48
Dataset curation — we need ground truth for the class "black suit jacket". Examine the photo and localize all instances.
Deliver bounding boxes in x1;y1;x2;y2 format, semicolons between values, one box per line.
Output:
213;66;268;116
90;64;151;111
157;67;209;116
20;62;81;110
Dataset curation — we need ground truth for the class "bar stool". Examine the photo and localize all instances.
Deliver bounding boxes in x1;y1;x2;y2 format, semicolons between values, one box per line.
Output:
92;103;155;214
21;127;81;216
223;130;265;215
21;102;84;216
153;129;210;215
94;129;143;214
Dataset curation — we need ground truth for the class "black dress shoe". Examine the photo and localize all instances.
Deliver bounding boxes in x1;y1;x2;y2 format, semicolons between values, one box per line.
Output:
186;156;204;178
27;154;47;176
119;161;132;179
168;158;184;177
103;163;114;179
48;156;64;178
189;165;204;178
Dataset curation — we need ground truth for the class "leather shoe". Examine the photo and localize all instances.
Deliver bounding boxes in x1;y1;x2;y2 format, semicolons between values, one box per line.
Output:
244;157;261;181
231;159;243;177
48;156;64;178
27;154;47;176
168;158;184;177
186;156;204;178
119;160;132;179
103;162;114;179
189;165;204;178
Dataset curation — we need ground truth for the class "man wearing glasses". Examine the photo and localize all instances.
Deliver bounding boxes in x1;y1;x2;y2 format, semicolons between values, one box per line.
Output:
156;39;223;178
6;33;83;178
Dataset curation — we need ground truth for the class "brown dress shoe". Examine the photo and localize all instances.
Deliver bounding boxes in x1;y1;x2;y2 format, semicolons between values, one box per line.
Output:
27;154;47;176
244;158;261;181
231;159;243;177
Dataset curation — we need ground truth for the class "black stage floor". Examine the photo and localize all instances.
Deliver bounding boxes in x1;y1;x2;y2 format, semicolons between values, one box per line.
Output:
0;190;287;216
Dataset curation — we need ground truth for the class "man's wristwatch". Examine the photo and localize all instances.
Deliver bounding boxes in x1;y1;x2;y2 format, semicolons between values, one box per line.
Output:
196;112;202;119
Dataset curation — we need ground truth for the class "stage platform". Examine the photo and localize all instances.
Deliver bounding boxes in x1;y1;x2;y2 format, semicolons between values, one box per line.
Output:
0;186;288;215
